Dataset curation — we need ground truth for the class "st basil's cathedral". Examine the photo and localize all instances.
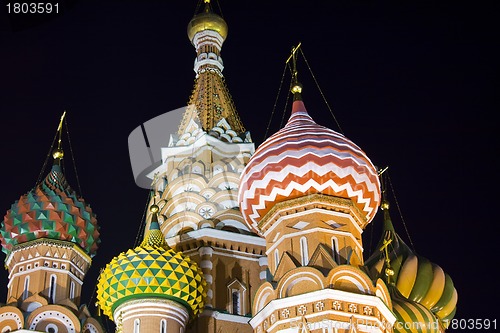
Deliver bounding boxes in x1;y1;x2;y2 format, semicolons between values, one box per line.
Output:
0;2;458;333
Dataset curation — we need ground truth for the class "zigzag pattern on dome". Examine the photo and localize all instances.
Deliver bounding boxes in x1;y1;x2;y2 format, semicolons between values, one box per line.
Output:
0;165;100;257
241;163;378;229
239;99;380;233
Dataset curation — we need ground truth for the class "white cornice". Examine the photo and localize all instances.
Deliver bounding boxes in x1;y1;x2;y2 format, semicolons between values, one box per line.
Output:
167;228;266;248
199;309;251;324
249;289;396;328
7;266;85;288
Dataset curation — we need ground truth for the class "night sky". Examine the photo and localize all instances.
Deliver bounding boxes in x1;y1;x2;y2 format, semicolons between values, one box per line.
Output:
1;0;498;331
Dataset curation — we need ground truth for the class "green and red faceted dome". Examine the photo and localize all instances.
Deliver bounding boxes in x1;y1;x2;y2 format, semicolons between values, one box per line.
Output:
238;97;381;234
0;164;100;257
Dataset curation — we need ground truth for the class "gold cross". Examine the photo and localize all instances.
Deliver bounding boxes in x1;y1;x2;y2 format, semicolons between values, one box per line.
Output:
380;237;395;283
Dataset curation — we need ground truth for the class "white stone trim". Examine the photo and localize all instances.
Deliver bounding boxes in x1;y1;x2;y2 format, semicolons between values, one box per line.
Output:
250;289;395;328
200;260;213;269
7;266;84;289
115;300;189;327
167;227;265;248
199;309;250;324
259;257;268;266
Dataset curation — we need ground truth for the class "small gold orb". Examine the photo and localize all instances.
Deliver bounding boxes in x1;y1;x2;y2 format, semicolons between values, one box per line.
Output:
291;83;302;94
381;200;390;210
52;148;64;160
385;267;395;276
150;204;159;213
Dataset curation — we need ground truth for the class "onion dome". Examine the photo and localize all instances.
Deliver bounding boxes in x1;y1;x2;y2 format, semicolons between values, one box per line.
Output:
0;161;100;258
238;92;381;234
187;0;228;43
390;286;442;333
96;207;207;320
365;202;457;328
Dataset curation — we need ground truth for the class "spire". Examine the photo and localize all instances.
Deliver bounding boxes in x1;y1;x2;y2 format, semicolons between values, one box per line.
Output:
141;198;168;248
52;111;66;165
178;1;247;138
284;43;315;126
286;42;303;101
45;111;68;191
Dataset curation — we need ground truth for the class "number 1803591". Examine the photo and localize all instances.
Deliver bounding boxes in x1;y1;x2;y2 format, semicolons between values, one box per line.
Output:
6;3;59;14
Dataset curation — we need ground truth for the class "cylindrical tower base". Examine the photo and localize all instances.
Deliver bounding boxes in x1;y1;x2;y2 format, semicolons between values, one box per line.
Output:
114;298;189;333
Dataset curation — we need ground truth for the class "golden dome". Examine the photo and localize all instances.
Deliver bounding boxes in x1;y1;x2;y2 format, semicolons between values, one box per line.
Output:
187;8;228;42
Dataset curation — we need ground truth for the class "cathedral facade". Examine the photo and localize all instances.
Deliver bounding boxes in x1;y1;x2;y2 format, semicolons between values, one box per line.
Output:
0;2;457;333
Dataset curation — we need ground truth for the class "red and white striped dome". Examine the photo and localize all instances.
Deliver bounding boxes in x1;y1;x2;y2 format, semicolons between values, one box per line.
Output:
238;98;380;234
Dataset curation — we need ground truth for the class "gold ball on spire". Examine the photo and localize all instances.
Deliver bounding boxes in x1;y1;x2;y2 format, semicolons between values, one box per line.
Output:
291;83;303;94
150;204;159;214
381;200;390;210
52;148;64;160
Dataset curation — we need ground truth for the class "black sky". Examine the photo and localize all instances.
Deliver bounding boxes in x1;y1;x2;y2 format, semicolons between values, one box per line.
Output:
1;1;498;330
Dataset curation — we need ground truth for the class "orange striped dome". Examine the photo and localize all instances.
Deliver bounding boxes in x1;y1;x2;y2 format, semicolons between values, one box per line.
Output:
239;98;380;234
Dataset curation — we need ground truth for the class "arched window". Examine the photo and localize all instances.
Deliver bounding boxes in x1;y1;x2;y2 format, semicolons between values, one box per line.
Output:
23;276;30;300
48;275;57;303
274;249;279;271
70;281;75;300
331;237;339;264
160;319;167;333
227;279;246;315
300;237;309;266
134;319;140;333
232;290;241;315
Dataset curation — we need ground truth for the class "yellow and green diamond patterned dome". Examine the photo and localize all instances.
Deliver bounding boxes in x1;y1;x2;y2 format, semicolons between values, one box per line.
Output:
96;216;206;320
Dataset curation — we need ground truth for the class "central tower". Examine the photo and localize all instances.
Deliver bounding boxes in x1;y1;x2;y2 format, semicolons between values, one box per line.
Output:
145;2;266;333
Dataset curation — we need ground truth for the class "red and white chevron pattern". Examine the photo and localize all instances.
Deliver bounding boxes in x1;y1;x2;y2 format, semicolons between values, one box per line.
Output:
238;100;380;234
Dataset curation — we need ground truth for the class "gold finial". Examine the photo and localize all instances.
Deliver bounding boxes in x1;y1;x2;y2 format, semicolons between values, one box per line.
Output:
52;148;64;160
381;200;390;210
150;204;159;214
204;0;210;3
150;188;160;214
286;43;303;95
52;111;66;160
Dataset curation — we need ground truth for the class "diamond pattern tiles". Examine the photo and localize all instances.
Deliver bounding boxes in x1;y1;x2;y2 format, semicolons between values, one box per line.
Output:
96;230;206;320
0;165;100;257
